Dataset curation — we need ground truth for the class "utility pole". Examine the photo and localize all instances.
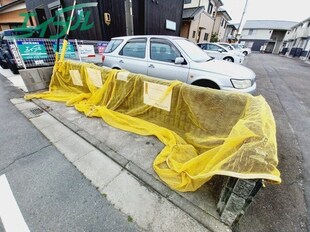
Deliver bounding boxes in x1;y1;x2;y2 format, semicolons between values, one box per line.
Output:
237;0;248;39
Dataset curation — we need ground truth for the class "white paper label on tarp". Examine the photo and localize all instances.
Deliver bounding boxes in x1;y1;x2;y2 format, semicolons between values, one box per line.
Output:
69;70;83;86
117;71;129;82
78;45;95;57
87;68;102;88
143;82;172;112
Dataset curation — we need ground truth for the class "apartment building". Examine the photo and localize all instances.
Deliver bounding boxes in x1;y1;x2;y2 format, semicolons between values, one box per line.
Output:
239;20;297;53
281;17;310;60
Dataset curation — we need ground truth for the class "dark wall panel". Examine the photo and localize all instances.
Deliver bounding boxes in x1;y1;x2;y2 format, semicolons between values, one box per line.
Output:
101;0;127;40
25;0;103;40
240;39;266;52
145;0;183;36
132;0;145;35
25;0;184;40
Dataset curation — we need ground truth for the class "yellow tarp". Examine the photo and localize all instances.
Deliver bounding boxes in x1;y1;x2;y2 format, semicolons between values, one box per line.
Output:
25;60;281;192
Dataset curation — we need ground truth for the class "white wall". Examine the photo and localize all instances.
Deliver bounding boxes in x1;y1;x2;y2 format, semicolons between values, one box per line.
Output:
241;29;272;40
184;0;208;8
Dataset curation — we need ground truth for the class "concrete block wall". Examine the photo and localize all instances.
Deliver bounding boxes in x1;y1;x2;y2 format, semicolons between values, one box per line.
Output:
19;67;53;92
217;177;263;227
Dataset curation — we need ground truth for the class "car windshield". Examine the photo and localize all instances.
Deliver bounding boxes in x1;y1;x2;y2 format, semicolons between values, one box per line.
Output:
221;44;233;50
232;44;241;49
174;39;212;62
104;39;123;53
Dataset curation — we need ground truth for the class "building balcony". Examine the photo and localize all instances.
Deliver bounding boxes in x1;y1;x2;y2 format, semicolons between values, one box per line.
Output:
296;28;310;38
284;32;296;41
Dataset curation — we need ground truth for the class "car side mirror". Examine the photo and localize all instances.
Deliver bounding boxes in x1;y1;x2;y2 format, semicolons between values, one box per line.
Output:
218;48;223;53
175;57;184;64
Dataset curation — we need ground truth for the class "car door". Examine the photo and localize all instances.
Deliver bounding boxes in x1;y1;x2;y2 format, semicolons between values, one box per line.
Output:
147;38;189;83
117;38;148;75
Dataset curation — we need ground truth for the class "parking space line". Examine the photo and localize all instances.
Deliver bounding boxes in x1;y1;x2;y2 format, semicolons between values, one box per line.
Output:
0;175;30;232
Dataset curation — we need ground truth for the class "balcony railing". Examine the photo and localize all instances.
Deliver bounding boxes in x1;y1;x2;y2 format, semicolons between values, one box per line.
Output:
296;28;310;38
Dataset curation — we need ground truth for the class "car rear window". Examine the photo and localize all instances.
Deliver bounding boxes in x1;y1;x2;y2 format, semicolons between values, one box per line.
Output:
119;38;146;59
104;39;123;53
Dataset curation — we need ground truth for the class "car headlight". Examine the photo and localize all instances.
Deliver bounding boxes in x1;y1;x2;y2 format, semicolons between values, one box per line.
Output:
231;79;252;89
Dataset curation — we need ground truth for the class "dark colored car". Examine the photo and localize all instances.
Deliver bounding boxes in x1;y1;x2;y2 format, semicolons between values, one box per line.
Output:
0;28;41;74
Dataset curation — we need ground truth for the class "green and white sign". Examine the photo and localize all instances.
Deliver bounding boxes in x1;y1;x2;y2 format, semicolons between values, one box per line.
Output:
53;42;76;58
17;41;48;60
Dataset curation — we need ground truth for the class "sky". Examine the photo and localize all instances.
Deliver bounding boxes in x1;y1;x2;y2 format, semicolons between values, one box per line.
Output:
221;0;310;28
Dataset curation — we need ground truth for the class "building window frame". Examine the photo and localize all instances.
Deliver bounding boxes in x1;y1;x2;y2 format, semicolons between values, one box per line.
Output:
192;30;196;39
207;2;213;15
204;33;209;41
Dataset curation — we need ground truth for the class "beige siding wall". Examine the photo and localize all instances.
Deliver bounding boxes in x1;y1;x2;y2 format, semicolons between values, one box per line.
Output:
184;0;218;18
0;8;28;24
185;11;214;43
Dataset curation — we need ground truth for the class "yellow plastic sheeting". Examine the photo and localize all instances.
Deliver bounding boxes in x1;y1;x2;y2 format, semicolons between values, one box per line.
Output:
25;60;281;192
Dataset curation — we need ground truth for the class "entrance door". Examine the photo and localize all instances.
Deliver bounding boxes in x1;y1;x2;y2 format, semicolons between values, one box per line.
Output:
35;7;51;37
265;42;275;53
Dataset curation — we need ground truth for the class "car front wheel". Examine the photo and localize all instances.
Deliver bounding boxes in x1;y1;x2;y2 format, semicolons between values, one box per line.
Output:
223;57;234;62
192;80;220;90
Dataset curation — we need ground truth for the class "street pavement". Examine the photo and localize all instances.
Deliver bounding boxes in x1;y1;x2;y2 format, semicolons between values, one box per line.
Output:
239;54;310;232
0;53;309;232
0;72;139;231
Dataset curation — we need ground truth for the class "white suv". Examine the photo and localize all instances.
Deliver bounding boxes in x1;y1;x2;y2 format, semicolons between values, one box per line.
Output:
197;42;245;64
102;36;256;94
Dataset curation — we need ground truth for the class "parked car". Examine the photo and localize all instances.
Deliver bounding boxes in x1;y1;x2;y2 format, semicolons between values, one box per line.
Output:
0;27;40;74
103;36;256;94
197;42;245;64
220;42;251;56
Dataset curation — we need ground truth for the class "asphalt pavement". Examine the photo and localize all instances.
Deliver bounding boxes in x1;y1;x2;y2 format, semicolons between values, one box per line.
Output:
239;54;310;232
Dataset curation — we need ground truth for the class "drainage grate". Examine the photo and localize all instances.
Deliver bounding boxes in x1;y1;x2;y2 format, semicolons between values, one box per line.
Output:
30;108;44;115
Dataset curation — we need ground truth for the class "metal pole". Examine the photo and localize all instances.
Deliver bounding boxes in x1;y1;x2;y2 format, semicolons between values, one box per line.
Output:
237;0;248;38
59;0;77;62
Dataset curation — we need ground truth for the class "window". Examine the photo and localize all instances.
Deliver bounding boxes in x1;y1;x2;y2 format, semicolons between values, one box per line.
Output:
76;8;85;22
119;38;146;58
104;39;123;53
184;0;192;3
221;18;224;27
192;30;196;38
204;33;209;41
150;39;181;63
207;2;213;14
207;43;222;51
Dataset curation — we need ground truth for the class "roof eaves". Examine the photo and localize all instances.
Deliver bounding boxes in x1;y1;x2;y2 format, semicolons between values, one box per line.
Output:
0;0;25;13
